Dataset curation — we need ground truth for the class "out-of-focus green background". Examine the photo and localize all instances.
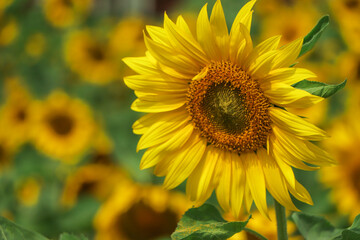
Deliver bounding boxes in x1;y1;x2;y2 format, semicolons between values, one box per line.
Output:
0;0;359;239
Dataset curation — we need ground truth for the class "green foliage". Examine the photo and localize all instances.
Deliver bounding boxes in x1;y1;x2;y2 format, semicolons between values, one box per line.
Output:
292;79;347;98
299;15;330;58
0;216;48;240
171;204;250;240
59;233;89;240
292;213;360;240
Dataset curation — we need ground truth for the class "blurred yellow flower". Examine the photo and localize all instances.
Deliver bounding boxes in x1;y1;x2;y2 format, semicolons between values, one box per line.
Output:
94;182;191;240
31;91;96;163
124;0;334;219
337;52;360;85
0;16;18;46
64;30;119;84
43;0;92;28
330;0;360;54
16;178;42;207
25;33;46;58
321;94;360;221
260;3;319;46
61;163;128;207
0;77;34;148
109;18;145;56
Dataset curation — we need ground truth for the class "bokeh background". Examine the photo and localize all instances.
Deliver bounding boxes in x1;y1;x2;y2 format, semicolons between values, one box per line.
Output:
0;0;359;239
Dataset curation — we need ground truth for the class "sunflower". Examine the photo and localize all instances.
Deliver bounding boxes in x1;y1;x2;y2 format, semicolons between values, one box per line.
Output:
260;2;319;45
31;91;96;163
0;77;34;148
42;0;92;28
123;0;334;218
0;16;18;46
330;0;360;54
94;182;191;240
320;95;360;221
64;30;119;84
61;163;128;207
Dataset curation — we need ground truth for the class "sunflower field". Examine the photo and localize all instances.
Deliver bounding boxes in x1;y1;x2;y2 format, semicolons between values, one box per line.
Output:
0;0;359;239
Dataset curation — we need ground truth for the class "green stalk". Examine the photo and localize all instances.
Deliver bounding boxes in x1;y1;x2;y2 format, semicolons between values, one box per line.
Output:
274;199;288;240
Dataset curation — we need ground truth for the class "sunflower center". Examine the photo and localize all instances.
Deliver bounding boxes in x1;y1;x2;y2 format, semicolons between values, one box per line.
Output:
118;201;178;240
48;114;74;135
16;108;27;122
186;61;272;153
345;0;358;9
88;46;105;61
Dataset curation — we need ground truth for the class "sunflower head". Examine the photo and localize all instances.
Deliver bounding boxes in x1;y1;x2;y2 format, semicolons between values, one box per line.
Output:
31;91;96;163
94;182;191;240
124;0;335;219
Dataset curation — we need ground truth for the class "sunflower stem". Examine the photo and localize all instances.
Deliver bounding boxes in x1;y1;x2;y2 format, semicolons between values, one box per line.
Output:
274;199;288;240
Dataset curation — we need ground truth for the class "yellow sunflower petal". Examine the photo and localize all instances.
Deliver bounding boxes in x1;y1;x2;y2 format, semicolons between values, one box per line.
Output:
196;3;222;61
215;151;232;213
146;25;172;47
244;182;253;213
243;152;269;219
230;152;246;218
270;107;328;141
247;50;278;79
124;75;187;92
258;148;298;211
140;123;194;169
229;0;256;61
236;23;253;67
176;15;193;36
245;35;281;70
186;146;221;204
260;67;317;85
210;0;229;59
164;13;209;66
123;56;159;75
272;38;303;69
163;134;207;189
137;110;189;151
263;83;323;108
131;93;186;113
144;33;199;75
287;180;313;205
272;126;335;166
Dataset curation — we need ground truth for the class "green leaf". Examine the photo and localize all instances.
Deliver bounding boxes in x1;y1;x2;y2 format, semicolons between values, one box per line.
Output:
292;79;346;98
299;15;330;57
171;204;250;240
59;233;89;240
291;212;342;240
0;216;48;240
292;213;360;240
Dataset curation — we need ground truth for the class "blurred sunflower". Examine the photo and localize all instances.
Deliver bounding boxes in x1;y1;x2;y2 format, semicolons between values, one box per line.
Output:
25;33;46;58
64;30;119;84
43;0;92;28
321;96;360;221
61;163;128;207
16;177;42;207
109;18;145;57
226;209;300;240
260;3;319;45
124;0;334;218
330;0;360;54
0;16;18;46
94;182;191;240
338;52;360;85
31;91;96;163
0;77;34;148
89;128;115;165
